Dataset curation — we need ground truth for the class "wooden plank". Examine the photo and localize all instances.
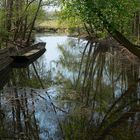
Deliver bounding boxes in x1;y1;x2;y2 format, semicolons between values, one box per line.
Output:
0;48;8;54
0;48;10;65
29;49;40;53
0;58;12;71
0;65;11;89
0;57;11;65
0;48;12;74
0;57;10;65
0;64;11;76
23;49;40;56
0;53;9;60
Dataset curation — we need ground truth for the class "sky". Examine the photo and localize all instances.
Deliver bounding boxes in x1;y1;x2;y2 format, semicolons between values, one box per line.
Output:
43;5;60;12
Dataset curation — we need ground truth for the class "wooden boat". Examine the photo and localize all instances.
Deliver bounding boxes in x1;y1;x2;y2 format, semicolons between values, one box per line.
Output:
0;48;12;89
10;42;46;68
0;48;12;72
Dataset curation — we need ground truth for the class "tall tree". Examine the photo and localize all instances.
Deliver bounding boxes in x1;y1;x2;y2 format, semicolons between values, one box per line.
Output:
0;0;45;47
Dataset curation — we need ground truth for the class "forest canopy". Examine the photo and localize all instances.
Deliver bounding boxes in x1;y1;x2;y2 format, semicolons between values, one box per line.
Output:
60;0;140;42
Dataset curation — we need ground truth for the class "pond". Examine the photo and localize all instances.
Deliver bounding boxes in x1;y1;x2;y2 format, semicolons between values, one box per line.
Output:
0;34;140;140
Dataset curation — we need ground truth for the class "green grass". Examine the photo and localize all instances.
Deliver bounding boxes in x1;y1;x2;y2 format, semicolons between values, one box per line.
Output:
36;19;68;29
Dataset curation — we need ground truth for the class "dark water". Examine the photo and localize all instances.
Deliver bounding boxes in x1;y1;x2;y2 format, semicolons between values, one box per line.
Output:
0;34;140;140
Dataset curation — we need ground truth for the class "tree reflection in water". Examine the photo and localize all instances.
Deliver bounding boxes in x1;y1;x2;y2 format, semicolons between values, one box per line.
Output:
0;87;40;140
0;68;63;140
55;39;140;140
0;37;140;140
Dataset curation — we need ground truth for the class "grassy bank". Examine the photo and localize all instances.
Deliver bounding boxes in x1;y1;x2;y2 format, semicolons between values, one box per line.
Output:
35;19;80;36
36;19;66;32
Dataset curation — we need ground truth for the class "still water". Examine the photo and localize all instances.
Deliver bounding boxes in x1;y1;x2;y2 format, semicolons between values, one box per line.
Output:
0;34;140;140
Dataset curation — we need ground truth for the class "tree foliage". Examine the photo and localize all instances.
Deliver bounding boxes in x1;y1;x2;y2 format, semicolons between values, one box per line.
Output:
60;0;140;40
0;0;46;48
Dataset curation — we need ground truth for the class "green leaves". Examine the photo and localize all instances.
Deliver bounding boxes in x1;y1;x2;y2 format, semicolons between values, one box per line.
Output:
60;0;140;40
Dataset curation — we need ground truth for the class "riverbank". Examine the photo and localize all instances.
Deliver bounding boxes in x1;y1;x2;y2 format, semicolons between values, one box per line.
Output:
35;19;80;37
35;20;112;41
36;20;65;32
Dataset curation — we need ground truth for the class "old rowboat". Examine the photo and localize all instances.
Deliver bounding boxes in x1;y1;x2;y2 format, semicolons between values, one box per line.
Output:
10;42;46;68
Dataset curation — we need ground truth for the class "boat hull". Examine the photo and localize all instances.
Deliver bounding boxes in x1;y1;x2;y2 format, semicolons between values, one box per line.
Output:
11;44;46;68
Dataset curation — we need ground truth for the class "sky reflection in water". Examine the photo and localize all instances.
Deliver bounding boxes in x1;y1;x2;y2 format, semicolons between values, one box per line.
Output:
0;35;140;140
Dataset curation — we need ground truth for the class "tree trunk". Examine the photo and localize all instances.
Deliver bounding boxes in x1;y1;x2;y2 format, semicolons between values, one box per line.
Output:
26;0;43;44
6;0;14;31
95;8;140;58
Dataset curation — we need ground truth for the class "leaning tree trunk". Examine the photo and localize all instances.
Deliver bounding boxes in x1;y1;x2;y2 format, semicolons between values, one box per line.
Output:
94;8;140;59
26;0;43;44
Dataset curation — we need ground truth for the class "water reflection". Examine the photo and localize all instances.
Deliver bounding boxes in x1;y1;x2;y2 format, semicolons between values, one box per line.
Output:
0;35;140;140
53;38;140;140
0;87;63;140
